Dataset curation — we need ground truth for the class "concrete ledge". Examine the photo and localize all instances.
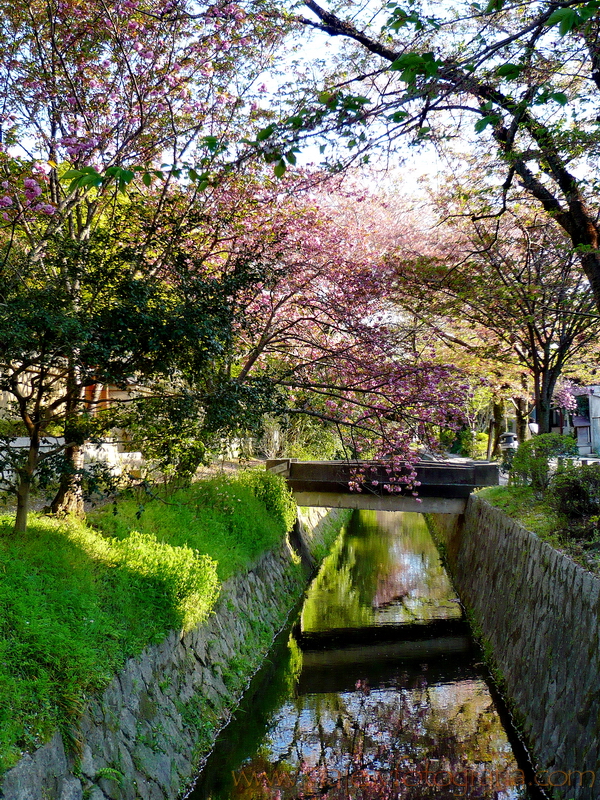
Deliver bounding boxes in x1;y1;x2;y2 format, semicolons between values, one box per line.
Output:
294;491;467;513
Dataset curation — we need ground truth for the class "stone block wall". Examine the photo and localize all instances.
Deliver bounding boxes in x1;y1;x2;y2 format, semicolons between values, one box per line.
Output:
0;507;351;800
428;496;600;799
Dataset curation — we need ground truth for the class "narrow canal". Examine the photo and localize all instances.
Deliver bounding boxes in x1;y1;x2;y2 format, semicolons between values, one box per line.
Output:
185;511;540;799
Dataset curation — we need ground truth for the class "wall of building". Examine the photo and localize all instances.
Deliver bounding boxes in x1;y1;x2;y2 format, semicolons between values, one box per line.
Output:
427;497;599;799
0;507;351;800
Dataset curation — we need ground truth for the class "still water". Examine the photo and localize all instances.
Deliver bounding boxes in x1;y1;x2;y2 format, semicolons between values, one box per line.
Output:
186;511;538;799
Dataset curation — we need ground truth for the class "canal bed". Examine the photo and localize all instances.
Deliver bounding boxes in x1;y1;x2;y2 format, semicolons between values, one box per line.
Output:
184;510;540;799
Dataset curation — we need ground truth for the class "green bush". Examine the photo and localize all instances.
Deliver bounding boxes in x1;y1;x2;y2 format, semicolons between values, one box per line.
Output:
549;464;600;522
92;471;295;581
449;428;488;458
236;469;297;532
510;433;578;491
473;432;489;459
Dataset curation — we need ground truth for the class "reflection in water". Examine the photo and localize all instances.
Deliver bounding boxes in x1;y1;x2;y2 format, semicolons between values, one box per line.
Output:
301;511;462;631
186;511;535;800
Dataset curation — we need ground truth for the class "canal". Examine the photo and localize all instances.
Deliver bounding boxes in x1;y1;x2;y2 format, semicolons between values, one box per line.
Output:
184;510;540;799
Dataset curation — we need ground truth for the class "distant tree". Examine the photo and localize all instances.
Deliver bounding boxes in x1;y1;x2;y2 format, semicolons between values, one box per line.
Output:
390;210;600;435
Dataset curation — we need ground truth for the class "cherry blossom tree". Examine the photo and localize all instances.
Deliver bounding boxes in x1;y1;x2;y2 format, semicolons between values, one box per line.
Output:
185;179;470;488
0;0;286;518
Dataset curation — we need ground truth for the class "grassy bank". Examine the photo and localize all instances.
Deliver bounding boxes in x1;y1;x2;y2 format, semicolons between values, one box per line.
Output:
0;470;296;774
477;485;600;574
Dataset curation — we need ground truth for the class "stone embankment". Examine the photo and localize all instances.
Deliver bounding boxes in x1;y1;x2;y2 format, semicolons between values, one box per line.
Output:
427;495;599;800
0;507;350;800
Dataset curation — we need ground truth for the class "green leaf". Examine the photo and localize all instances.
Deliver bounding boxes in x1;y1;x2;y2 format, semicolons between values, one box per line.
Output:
256;124;276;141
546;7;579;35
474;114;499;133
550;91;568;106
111;169;134;192
263;151;281;164
77;174;103;188
388;110;408;123
142;172;152;187
496;63;524;79
202;135;220;151
317;91;334;104
273;160;287;178
285;151;297;165
389;52;440;82
62;169;83;180
579;1;600;20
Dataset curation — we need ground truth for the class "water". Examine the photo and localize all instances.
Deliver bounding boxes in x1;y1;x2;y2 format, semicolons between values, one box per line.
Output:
185;511;539;799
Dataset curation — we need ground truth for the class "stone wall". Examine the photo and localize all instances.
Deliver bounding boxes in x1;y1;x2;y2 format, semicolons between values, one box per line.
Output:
428;496;600;799
0;507;351;800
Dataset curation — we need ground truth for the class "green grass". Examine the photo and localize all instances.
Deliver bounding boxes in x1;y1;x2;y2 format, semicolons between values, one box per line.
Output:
0;470;295;774
478;485;600;575
91;470;296;581
477;486;562;543
477;485;565;549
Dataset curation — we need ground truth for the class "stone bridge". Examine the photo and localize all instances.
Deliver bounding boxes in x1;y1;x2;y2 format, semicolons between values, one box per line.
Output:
266;458;499;513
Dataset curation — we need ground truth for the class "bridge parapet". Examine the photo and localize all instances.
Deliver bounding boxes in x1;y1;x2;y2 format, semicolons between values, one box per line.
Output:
266;458;499;513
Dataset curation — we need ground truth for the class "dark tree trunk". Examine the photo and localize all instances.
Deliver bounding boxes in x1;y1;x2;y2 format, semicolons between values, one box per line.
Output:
50;364;85;517
491;400;504;458
50;443;84;516
13;434;40;534
515;397;529;444
537;400;552;435
537;371;559;435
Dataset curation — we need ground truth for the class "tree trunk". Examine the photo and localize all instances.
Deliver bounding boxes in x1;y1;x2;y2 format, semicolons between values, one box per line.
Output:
491;400;504;458
14;478;30;534
486;418;494;460
13;435;40;534
50;443;84;516
50;364;85;517
515;397;529;444
537;372;558;435
537;395;552;435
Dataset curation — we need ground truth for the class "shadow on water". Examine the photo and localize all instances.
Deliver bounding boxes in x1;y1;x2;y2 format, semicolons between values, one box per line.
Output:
184;511;546;800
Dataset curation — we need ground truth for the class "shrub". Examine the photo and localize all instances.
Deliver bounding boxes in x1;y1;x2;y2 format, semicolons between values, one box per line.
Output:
549;464;600;522
236;469;297;532
109;531;219;630
510;433;578;491
450;428;488;458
